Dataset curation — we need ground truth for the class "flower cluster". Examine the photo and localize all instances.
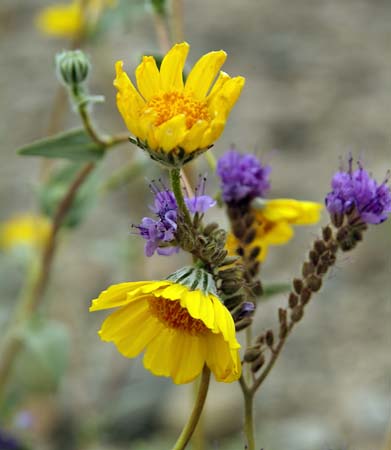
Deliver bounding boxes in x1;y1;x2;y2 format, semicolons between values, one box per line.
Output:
217;149;271;203
134;181;215;256
217;150;322;263
326;157;391;224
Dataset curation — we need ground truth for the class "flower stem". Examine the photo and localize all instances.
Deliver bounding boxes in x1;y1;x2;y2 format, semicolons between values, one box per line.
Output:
172;366;211;450
170;167;192;227
243;389;256;450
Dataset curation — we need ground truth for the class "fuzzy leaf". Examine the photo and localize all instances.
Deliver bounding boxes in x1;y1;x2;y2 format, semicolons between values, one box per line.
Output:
18;128;105;161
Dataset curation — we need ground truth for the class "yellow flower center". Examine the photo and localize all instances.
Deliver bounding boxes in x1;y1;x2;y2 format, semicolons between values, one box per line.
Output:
143;91;210;129
148;297;208;335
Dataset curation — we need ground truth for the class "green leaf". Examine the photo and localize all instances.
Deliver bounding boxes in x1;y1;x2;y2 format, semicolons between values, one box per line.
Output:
18;128;105;162
262;282;291;299
13;319;70;392
40;162;99;228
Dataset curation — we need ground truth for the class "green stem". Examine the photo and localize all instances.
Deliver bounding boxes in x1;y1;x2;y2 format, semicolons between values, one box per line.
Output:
243;389;256;450
172;366;211;450
170;168;192;227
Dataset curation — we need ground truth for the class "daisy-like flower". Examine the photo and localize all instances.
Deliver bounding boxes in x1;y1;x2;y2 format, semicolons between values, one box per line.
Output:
114;42;245;167
35;0;115;39
325;157;391;225
0;214;51;252
90;267;241;384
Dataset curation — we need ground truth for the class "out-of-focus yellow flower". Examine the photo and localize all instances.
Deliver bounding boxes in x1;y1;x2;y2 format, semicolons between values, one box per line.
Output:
227;199;323;262
114;42;245;166
90;279;241;384
0;214;51;251
35;0;116;38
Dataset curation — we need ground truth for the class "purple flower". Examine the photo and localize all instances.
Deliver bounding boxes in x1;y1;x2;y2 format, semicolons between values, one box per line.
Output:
134;180;215;256
0;429;23;450
216;149;271;203
325;157;391;224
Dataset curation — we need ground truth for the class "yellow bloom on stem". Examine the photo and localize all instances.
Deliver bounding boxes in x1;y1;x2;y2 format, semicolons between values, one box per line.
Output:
227;199;323;262
0;214;51;251
36;0;115;38
114;42;245;166
90;276;241;384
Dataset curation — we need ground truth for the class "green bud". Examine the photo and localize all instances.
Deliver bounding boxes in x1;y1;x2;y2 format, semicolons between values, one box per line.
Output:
56;50;90;87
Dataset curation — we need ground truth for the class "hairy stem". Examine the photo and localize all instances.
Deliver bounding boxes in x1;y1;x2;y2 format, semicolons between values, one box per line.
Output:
170;167;192;227
172;366;211;450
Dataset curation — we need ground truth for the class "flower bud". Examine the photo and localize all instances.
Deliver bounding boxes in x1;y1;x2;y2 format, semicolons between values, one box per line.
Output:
265;329;274;347
56;50;90;87
251;353;265;373
244;346;262;363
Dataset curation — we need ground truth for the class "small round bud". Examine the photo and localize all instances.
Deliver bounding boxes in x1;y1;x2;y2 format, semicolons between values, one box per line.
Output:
249;246;261;260
322;226;332;242
314;239;327;255
288;292;299;309
56;50;90;86
244;228;256;244
306;275;322;292
300;287;312;305
309;250;320;266
291;305;304;322
302;261;315;278
235;317;253;332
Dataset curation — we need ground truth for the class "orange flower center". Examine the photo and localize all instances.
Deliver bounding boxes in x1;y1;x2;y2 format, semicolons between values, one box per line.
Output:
148;297;209;335
143;91;210;129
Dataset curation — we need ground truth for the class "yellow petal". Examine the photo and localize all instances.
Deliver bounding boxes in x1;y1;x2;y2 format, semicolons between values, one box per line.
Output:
143;328;177;377
211;297;240;348
258;221;294;245
205;333;241;382
135;56;161;101
168;333;206;384
154;114;187;151
181;120;209;153
207;71;230;99
89;281;148;311
160;42;189;91
185;50;227;99
179;289;216;331
207;76;245;121
200;119;225;148
114;60;146;138
261;199;323;225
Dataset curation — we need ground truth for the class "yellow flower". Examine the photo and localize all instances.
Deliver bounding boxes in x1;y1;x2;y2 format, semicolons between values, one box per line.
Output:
227;199;323;262
0;214;51;251
90;279;241;384
114;42;245;166
36;0;115;38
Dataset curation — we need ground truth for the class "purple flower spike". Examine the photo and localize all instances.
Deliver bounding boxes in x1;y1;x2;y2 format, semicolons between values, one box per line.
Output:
216;149;271;203
325;157;391;224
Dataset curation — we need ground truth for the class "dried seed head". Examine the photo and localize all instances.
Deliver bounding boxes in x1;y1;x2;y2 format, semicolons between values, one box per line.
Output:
314;240;327;255
251;353;265;373
244;346;262;363
235;317;253;331
322;226;332;242
306;275;322;292
293;278;303;294
265;330;274;347
309;250;320;266
288;292;299;309
300;287;312;305
291;305;304;322
302;261;315;277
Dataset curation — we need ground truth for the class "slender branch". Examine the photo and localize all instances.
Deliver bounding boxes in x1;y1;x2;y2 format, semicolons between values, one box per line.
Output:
0;162;95;401
243;388;255;450
172;366;211;450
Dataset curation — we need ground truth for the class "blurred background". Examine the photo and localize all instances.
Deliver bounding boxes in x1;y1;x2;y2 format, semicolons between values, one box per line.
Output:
0;0;390;449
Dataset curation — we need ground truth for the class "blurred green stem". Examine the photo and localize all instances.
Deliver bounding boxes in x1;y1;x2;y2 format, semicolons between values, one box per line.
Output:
171;0;184;43
0;162;95;403
172;366;211;450
191;375;206;450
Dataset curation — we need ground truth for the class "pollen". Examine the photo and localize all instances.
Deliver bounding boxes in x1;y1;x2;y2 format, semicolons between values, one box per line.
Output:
143;91;211;129
148;296;209;335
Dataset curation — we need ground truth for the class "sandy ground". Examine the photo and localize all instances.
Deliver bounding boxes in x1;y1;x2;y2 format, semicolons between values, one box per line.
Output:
0;1;390;449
